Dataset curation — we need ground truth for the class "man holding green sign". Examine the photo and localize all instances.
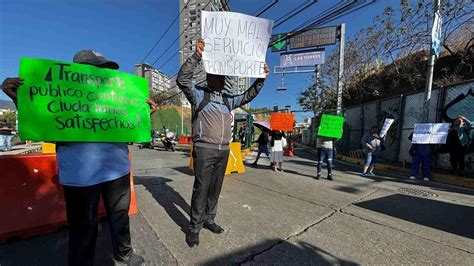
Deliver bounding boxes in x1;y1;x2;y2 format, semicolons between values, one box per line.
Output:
315;114;344;180
2;50;154;266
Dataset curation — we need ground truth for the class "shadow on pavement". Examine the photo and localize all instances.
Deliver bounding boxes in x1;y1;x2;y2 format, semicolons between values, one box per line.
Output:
202;239;358;265
0;221;115;266
172;166;193;176
355;193;474;239
287;159;318;167
334;185;363;194
134;175;190;234
245;162;319;180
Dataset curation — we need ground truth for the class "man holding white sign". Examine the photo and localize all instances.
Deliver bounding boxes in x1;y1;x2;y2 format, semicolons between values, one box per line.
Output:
201;11;273;78
177;35;269;248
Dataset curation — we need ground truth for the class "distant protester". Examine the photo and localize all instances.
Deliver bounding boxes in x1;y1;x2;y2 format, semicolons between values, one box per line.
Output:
408;132;434;181
270;130;286;172
361;126;384;177
315;136;334;180
252;131;270;166
446;115;472;177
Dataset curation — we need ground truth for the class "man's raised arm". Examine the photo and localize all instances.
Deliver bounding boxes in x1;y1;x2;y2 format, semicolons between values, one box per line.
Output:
176;38;205;106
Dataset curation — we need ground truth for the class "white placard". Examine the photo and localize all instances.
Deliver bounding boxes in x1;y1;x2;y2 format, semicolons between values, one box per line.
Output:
412;123;450;144
201;11;273;78
379;118;394;138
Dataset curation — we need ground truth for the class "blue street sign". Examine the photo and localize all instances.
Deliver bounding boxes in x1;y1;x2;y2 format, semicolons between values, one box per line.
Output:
431;11;442;57
280;49;325;67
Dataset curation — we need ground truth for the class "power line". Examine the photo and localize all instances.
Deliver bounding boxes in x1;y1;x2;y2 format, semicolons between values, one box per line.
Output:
151;1;211;68
140;1;189;63
255;0;279;17
273;0;317;28
252;0;274;16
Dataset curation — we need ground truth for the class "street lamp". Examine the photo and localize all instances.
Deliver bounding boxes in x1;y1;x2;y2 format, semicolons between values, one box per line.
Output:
276;87;292;112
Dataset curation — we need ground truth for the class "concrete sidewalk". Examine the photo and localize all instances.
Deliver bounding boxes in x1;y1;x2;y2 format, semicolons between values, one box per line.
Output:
1;146;473;265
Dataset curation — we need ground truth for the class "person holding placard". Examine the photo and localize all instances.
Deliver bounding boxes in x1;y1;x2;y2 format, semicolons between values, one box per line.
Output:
177;38;269;248
2;50;157;266
360;126;385;177
446;115;472;177
408;132;434;181
315;136;334;180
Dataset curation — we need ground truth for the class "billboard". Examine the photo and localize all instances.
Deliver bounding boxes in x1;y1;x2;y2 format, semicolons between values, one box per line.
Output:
290;26;337;50
280;49;325;67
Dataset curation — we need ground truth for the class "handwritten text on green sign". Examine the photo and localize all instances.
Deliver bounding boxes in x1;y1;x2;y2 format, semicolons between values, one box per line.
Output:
18;58;150;142
317;114;344;138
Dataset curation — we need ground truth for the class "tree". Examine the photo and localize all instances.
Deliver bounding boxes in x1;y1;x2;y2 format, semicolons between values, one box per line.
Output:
1;111;17;128
299;0;473;109
152;88;183;106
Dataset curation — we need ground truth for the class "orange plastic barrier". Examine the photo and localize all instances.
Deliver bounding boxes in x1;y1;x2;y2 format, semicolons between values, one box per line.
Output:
189;142;245;175
284;144;295;157
0;153;137;243
178;136;193;144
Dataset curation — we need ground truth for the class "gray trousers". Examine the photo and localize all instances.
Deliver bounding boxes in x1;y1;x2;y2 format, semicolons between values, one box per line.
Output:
190;146;230;233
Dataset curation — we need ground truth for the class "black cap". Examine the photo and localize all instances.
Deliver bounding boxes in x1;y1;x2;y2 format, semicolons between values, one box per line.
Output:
73;50;119;70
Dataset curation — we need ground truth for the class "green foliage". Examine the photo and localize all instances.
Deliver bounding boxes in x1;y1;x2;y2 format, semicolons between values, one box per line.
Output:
299;0;473;109
0;111;17;128
151;108;191;135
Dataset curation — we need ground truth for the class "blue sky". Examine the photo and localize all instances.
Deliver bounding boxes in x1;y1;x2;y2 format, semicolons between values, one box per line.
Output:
0;0;396;121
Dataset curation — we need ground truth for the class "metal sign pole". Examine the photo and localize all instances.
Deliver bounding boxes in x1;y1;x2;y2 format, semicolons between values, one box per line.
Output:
422;0;441;123
336;23;345;116
179;51;184;135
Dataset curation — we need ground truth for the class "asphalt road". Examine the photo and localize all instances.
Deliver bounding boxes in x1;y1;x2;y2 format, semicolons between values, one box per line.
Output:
1;145;473;265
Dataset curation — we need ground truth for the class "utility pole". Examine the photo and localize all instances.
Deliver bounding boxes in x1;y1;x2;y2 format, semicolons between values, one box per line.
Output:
336;23;345;116
179;50;184;135
422;0;441;123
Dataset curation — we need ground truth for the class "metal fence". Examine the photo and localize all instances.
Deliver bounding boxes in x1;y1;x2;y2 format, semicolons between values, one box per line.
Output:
308;80;474;169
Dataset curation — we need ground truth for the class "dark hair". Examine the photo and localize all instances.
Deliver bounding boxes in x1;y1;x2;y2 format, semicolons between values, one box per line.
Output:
371;126;379;131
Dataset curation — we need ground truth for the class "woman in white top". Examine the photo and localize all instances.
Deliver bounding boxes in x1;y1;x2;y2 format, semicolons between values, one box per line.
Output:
270;130;286;172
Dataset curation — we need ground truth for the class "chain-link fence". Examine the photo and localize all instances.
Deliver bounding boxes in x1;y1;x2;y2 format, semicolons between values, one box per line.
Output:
310;80;474;170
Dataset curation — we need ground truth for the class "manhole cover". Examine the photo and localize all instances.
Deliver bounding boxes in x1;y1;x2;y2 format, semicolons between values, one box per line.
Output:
399;188;438;197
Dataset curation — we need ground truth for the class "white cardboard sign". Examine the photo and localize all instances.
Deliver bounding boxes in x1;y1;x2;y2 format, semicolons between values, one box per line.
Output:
201;11;273;78
379;118;394;138
412;123;450;144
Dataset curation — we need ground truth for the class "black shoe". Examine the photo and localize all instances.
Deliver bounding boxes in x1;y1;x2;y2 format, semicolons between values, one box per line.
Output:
327;174;333;181
203;223;225;234
315;174;321;180
186;232;199;247
116;253;145;266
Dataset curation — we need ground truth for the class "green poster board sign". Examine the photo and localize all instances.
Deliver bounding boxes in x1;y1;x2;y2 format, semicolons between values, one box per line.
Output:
17;58;150;142
317;114;344;138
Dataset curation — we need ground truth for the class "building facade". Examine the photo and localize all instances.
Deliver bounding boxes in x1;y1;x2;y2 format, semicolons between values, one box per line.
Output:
134;63;191;108
134;63;172;96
